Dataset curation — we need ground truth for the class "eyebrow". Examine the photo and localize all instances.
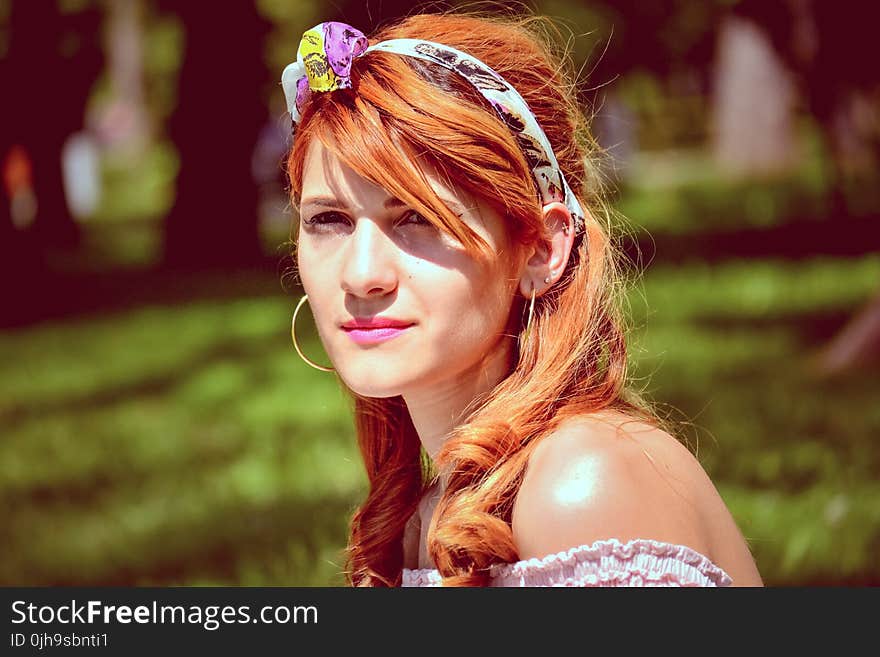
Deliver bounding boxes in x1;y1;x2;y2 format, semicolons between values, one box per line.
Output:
300;195;468;214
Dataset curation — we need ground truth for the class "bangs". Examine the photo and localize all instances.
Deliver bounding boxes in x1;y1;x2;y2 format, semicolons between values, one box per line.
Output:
290;89;494;263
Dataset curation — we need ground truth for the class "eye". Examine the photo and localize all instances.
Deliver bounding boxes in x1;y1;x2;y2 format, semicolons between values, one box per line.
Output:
302;210;437;231
303;211;348;226
400;210;434;227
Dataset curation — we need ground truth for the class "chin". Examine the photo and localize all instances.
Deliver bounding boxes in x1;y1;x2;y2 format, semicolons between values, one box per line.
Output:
341;377;403;399
333;361;404;398
329;337;430;397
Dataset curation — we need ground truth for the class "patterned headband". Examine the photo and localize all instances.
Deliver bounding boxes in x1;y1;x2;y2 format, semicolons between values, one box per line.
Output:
280;21;586;236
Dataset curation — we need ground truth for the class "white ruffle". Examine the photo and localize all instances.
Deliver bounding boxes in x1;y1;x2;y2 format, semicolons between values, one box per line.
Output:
401;538;733;587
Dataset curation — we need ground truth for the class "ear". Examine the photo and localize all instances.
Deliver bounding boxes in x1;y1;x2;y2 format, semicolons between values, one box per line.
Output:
517;202;577;299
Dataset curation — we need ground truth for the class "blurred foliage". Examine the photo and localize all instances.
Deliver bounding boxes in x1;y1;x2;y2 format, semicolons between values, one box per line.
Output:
93;139;179;225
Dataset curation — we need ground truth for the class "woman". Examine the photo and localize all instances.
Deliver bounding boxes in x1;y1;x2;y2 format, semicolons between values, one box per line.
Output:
282;11;764;587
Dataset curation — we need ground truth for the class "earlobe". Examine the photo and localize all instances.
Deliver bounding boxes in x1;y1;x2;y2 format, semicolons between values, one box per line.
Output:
516;202;574;297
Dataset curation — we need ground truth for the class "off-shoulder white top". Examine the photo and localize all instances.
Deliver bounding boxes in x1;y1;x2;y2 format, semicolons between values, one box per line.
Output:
402;538;733;587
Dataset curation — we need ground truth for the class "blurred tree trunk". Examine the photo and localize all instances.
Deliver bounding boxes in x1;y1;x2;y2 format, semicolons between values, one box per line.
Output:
160;2;271;270
711;12;798;177
0;150;15;276
0;44;17;275
105;0;150;157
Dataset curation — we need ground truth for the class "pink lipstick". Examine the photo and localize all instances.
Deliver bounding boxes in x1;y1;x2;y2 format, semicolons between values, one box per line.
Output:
343;325;414;345
340;316;415;345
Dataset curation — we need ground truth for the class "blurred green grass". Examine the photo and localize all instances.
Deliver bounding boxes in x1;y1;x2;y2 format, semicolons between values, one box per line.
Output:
0;296;363;585
3;252;878;585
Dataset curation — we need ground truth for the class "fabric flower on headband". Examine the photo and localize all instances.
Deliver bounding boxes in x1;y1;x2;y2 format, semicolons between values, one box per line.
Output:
288;21;368;123
281;21;588;237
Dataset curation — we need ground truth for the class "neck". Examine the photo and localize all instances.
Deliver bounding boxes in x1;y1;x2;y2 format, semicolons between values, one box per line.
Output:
402;333;516;490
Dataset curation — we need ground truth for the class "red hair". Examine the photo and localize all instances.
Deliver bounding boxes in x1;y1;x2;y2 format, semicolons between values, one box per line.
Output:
286;9;667;586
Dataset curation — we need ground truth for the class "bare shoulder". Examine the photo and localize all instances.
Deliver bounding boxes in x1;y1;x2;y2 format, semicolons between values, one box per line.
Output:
511;410;764;586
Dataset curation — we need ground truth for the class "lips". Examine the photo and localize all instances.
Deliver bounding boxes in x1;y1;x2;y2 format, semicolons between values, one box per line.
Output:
341;317;415;330
343;323;414;346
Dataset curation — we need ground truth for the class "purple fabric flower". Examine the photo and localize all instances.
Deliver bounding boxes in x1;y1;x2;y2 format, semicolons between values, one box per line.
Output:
323;22;369;89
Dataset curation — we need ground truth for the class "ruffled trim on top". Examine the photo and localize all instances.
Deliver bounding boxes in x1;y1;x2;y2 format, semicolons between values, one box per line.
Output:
401;538;733;587
403;567;445;587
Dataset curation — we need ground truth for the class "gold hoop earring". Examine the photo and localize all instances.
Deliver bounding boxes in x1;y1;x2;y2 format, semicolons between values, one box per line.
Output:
520;282;537;346
291;294;335;372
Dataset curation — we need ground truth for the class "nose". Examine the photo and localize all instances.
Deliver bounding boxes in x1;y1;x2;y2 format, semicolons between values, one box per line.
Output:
340;218;399;298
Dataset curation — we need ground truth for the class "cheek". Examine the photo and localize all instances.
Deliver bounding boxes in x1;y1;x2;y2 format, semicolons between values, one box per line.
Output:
440;271;513;343
477;281;515;332
296;250;334;322
297;245;323;293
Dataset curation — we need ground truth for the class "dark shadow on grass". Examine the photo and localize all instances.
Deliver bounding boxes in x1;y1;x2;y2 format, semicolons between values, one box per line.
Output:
622;214;880;268
0;438;246;511
2;255;298;330
692;308;854;347
0;332;295;430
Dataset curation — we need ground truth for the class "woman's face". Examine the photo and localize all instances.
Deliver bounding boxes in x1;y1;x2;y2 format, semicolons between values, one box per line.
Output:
296;136;525;398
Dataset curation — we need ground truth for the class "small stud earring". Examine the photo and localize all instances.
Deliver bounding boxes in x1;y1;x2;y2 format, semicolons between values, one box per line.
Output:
544;274;551;284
